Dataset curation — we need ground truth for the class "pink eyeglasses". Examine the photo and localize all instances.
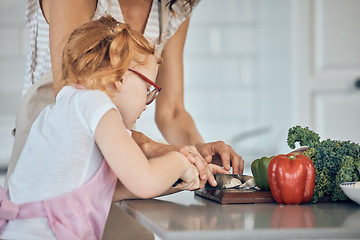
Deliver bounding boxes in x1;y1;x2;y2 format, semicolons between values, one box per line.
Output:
128;67;162;105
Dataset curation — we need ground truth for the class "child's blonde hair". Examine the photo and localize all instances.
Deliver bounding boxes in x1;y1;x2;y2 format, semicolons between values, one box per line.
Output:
62;15;160;95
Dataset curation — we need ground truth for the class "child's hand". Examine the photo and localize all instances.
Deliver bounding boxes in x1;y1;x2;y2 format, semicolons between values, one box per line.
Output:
177;146;218;187
208;164;230;175
137;140;222;188
178;148;231;188
173;164;200;191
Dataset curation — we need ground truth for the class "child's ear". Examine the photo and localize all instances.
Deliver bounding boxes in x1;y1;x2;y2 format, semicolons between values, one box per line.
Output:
114;80;123;92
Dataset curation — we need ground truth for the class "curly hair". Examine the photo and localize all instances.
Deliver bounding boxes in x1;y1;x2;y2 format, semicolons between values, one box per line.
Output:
62;15;160;95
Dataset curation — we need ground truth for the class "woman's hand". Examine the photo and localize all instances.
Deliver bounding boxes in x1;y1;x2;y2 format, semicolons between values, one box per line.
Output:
132;131;236;187
195;141;244;174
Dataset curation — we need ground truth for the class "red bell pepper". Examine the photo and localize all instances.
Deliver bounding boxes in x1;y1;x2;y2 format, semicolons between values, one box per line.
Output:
267;154;315;205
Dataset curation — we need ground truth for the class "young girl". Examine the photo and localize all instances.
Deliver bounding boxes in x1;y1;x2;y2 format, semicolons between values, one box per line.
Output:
0;16;206;239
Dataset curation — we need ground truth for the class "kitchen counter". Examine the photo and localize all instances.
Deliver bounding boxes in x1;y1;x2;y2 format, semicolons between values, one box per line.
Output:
119;191;360;240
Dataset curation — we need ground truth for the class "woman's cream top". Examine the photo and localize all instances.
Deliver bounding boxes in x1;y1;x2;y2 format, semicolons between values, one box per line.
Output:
24;0;197;96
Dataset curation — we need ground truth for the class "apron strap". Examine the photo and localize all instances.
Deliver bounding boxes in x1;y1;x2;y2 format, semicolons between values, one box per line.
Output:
0;186;46;231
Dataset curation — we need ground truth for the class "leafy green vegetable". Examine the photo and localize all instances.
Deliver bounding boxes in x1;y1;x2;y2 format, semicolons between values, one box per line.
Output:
287;126;321;149
287;125;360;203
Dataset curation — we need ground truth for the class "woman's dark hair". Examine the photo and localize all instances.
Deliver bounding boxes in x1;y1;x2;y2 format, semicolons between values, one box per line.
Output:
168;0;197;12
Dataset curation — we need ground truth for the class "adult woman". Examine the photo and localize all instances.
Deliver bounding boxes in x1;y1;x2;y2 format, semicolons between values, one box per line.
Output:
7;1;244;238
8;0;244;190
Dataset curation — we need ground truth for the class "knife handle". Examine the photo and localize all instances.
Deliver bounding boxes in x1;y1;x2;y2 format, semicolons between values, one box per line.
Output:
172;179;183;187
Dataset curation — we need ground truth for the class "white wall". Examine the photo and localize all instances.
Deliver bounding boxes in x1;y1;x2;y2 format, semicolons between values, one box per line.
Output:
136;0;294;173
137;0;260;147
0;1;27;168
0;0;294;175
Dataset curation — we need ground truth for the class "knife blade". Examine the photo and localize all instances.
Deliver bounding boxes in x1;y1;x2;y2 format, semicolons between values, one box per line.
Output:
205;174;254;190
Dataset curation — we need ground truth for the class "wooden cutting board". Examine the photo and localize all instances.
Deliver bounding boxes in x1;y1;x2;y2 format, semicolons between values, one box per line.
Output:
195;188;275;204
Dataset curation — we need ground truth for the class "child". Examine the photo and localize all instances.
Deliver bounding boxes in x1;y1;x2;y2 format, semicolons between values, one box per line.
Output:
0;16;205;239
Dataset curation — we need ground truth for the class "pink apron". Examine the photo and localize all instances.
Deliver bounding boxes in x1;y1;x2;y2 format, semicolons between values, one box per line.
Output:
0;159;117;239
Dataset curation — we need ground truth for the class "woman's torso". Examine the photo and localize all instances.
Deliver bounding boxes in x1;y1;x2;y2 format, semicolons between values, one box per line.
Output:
23;0;192;96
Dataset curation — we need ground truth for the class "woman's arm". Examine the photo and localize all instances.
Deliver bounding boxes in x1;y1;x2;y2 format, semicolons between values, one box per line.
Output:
155;18;204;145
154;18;245;174
45;0;97;94
95;109;200;199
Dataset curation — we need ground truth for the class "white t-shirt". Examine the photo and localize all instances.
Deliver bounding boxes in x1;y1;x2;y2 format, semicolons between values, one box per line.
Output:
2;86;119;239
23;0;196;96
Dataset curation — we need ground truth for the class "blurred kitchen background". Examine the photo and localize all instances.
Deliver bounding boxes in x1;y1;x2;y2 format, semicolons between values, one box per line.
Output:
0;0;360;186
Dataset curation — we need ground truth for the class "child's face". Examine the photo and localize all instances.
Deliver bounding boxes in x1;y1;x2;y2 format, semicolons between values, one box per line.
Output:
112;56;159;129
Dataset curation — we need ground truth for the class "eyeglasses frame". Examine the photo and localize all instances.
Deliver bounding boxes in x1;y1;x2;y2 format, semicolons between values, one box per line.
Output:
128;67;162;105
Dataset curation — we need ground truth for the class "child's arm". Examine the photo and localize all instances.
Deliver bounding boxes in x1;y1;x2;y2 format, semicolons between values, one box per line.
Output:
112;163;228;202
132;130;219;187
112;179;181;202
95;109;199;199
